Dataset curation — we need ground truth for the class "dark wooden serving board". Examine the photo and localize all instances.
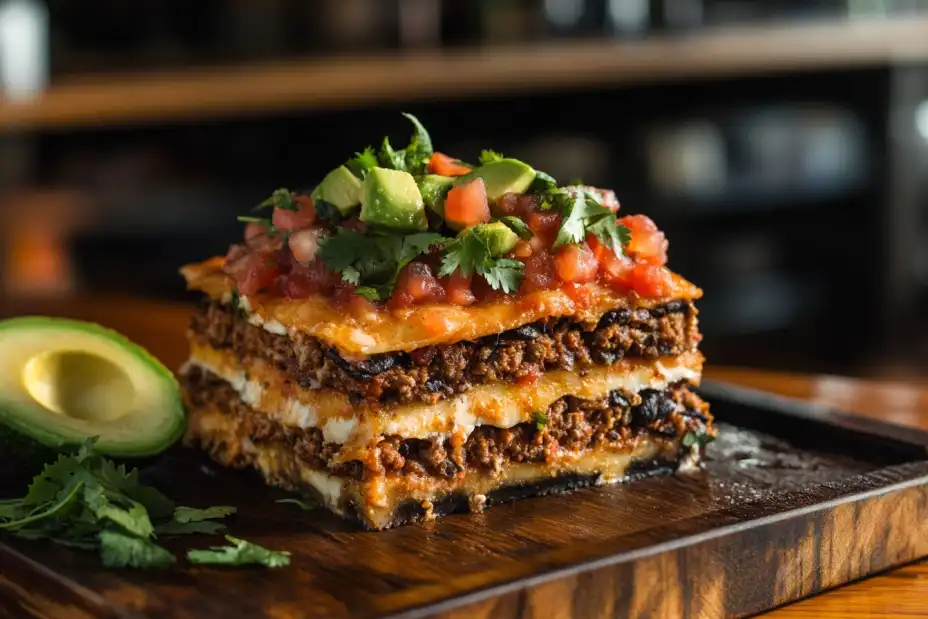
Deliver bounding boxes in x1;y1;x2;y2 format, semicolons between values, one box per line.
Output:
2;380;928;619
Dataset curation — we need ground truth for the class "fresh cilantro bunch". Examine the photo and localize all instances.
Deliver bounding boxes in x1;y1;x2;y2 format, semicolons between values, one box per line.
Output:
348;113;434;177
318;229;447;301
438;228;524;294
0;439;288;569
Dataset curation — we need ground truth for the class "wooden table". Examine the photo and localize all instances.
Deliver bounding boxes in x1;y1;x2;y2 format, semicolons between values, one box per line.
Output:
2;296;928;618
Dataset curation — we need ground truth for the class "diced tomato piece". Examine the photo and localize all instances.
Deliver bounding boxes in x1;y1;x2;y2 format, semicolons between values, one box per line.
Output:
281;259;340;298
493;193;539;218
272;195;316;232
230;253;279;296
441;269;476;306
225;243;249;264
521;252;558;294
619;214;668;266
554;244;598;283
244;222;265;243
444;179;490;230
392;262;446;307
428;152;472;176
526;212;561;250
288;228;328;264
495;193;521;216
626;264;674;297
512;239;533;259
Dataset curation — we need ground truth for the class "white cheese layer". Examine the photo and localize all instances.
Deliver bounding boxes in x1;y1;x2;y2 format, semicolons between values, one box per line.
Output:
186;347;701;447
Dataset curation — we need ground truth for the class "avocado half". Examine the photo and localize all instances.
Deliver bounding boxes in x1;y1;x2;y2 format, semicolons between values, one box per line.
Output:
0;317;185;460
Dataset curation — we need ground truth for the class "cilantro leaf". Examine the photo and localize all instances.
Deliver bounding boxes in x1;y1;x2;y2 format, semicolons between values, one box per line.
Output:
378;136;406;172
99;530;175;569
312;200;344;227
346;146;378;178
402;112;433;156
532;411;548;431
495;216;532;239
318;229;447;301
0;480;84;531
374;114;434;175
439;230;524;294
276;498;318;511
682;431;715;448
530;170;558;194
479;149;505;165
154;506;236;536
172;506;237;523
255;188;296;211
156;521;226;536
0;441;249;570
83;484;154;539
187;535;291;568
553;190;630;252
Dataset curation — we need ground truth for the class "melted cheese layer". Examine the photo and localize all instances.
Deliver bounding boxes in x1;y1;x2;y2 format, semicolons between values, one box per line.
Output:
184;341;703;454
186;402;691;530
181;257;702;357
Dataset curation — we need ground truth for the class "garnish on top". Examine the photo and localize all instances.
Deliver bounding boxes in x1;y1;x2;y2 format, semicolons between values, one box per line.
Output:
223;114;673;309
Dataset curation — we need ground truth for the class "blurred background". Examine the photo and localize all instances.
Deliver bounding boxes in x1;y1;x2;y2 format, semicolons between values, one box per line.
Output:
0;0;925;379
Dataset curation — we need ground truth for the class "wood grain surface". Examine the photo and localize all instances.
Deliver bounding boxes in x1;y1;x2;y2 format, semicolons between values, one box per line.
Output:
1;296;928;619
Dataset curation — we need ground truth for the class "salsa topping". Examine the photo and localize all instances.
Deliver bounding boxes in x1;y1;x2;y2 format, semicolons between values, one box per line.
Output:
224;114;674;306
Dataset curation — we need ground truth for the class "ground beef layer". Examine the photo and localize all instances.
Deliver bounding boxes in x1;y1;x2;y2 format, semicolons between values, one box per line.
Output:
190;299;699;406
182;367;711;482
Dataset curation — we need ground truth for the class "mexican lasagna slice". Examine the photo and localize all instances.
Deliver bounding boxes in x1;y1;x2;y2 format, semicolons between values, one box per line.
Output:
180;115;714;530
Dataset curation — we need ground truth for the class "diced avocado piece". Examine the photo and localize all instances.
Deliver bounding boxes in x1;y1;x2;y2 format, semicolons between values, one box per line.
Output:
418;174;454;218
458;159;536;202
0;317;185;465
468;221;520;257
312;165;363;215
360;167;428;232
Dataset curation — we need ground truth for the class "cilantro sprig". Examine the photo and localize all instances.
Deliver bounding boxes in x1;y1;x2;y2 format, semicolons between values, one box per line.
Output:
551;188;630;252
318;229;447;301
187;535;291;568
255;188;297;212
438;229;524;294
351;113;434;177
0;439;286;569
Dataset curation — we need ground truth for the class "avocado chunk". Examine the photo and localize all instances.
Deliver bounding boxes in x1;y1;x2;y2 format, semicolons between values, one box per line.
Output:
458;159;536;203
467;221;520;257
0;317;185;459
417;174;454;218
360;167;428;232
312;165;363;215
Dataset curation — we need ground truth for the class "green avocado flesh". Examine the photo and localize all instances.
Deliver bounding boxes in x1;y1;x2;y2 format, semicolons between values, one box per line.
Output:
467;222;519;256
0;317;185;459
458;159;536;202
312;165;363;215
360;167;428;232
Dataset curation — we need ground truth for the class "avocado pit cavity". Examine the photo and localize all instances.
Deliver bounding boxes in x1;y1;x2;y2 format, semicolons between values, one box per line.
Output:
23;350;136;422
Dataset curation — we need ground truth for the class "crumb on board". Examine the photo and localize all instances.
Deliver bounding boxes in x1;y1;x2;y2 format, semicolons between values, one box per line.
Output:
468;494;487;513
